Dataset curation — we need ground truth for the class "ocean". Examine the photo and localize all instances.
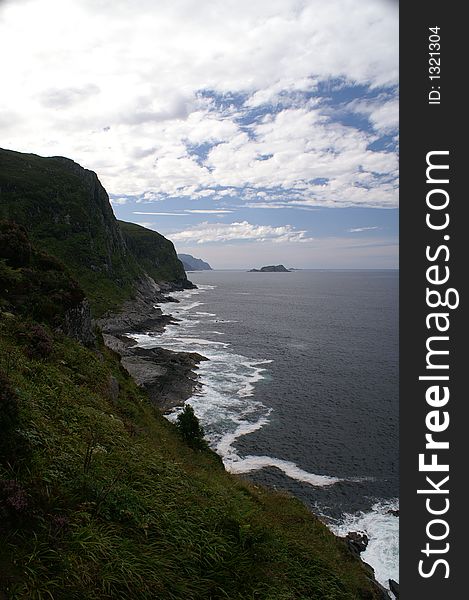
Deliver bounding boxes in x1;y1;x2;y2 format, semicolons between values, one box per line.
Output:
131;269;399;590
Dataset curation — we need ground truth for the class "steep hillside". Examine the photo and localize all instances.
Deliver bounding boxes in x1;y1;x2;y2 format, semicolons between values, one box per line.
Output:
0;222;387;599
118;221;189;288
177;253;213;271
0;149;191;315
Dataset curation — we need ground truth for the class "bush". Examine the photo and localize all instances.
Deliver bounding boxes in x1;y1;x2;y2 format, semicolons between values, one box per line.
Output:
0;220;31;268
175;404;208;450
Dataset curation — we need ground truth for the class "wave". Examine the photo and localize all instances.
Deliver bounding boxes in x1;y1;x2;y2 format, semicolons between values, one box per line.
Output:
329;499;399;592
131;285;345;491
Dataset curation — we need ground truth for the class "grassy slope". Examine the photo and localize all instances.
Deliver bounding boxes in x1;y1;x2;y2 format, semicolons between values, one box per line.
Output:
0;326;378;600
118;221;187;285
0;224;382;599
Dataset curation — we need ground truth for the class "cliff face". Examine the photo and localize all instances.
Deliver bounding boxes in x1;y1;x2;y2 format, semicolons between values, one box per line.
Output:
0;148;192;314
118;220;192;289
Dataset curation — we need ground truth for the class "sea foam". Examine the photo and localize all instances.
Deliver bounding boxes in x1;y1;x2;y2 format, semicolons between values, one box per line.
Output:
131;285;343;490
329;499;399;593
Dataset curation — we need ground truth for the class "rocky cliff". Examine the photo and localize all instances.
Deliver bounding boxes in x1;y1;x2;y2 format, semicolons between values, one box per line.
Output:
0;148;193;315
119;221;192;288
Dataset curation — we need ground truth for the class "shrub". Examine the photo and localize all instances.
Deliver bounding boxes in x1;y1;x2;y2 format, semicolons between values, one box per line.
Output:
175;404;208;450
0;220;31;268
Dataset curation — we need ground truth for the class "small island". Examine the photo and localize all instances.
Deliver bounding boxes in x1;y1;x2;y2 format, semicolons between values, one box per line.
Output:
249;264;290;272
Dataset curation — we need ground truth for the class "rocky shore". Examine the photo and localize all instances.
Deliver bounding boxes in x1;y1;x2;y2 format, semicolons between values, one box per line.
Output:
96;275;205;412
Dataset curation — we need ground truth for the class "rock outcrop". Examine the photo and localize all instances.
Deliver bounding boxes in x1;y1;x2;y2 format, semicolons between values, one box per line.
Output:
389;579;399;598
63;299;95;347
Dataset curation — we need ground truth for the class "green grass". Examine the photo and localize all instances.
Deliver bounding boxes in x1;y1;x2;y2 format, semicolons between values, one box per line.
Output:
0;317;380;599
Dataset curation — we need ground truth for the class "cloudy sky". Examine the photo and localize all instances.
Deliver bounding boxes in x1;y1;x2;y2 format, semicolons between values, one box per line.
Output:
0;0;398;269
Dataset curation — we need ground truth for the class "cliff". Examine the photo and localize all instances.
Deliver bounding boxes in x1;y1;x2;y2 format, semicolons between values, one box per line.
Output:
177;253;213;271
0;148;192;315
119;221;191;288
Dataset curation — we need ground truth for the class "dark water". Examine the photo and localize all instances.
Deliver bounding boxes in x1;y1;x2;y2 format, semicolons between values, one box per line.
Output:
188;270;398;512
132;269;399;585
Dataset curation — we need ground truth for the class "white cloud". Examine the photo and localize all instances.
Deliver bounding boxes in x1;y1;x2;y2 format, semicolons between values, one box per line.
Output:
346;97;399;134
110;197;128;205
185;209;234;214
348;226;380;233
0;0;398;208
133;211;187;216
38;84;100;108
170;221;312;244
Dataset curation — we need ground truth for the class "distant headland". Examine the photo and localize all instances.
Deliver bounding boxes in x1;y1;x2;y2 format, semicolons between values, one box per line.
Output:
178;253;213;271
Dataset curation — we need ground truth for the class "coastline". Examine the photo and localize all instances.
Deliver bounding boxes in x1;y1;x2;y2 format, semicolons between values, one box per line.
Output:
96;276;206;412
97;277;394;599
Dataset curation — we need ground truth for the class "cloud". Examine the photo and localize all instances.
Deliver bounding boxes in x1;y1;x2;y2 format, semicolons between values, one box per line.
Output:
346;96;398;134
170;221;312;244
348;226;380;233
39;84;100;108
0;0;398;209
244;202;319;211
133;211;187;216
110;197;128;205
185;209;234;214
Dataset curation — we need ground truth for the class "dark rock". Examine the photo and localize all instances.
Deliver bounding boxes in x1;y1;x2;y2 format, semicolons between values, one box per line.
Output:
121;346;208;411
249;264;290;272
96;276;175;335
63;299;95;346
389;579;399;598
100;284;208;412
387;509;399;517
346;531;369;555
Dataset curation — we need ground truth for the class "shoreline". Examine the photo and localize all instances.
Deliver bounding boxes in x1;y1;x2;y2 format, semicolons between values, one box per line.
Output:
96;276;206;412
97;277;395;598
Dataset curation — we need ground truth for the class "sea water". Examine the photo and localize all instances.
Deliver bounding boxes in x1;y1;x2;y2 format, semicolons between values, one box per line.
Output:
130;270;398;591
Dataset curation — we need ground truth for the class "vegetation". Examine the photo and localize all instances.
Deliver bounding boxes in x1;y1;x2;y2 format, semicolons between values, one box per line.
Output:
175;404;208;450
0;149;188;316
118;220;187;285
0;223;383;599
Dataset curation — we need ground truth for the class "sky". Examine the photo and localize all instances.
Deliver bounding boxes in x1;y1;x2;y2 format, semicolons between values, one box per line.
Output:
0;0;398;269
